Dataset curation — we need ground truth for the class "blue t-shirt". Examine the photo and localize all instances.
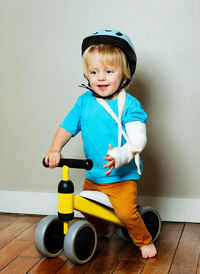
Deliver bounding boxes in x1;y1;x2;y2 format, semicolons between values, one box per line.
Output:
60;91;147;184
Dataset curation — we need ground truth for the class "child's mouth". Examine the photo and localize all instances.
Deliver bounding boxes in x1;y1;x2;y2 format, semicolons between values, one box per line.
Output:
98;85;109;91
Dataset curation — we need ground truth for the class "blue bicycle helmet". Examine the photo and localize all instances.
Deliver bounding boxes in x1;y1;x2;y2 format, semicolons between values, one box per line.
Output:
80;29;137;99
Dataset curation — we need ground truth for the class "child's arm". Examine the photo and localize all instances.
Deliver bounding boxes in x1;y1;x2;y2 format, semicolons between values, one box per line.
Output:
45;127;72;169
103;121;147;175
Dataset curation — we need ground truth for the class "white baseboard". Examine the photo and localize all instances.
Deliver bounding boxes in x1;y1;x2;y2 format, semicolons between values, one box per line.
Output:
137;196;200;223
0;191;199;222
0;191;83;218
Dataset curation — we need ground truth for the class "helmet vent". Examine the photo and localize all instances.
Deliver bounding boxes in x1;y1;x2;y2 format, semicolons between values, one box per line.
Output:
105;29;112;32
116;32;123;36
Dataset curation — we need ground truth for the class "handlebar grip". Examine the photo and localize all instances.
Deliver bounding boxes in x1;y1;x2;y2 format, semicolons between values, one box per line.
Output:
43;158;93;170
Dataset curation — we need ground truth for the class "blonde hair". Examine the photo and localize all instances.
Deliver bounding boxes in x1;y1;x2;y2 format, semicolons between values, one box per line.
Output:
83;44;131;80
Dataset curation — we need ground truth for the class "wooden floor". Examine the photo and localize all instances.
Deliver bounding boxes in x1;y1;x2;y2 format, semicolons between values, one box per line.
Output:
0;214;199;274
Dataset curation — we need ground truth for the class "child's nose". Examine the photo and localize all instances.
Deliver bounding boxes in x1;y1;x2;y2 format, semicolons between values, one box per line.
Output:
98;72;106;80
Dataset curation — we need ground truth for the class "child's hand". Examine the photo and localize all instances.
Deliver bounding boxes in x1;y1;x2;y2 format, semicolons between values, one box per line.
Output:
103;144;115;176
44;150;61;169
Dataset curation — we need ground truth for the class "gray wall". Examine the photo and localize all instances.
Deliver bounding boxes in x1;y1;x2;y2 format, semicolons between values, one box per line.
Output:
1;1;200;203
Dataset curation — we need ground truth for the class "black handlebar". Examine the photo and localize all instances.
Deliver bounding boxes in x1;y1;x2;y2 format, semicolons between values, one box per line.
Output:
43;158;93;170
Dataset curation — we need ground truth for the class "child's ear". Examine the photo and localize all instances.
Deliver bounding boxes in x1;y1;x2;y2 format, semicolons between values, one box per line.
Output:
83;73;88;80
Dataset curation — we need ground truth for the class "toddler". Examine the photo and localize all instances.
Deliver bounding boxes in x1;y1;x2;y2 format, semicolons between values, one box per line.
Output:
45;29;157;258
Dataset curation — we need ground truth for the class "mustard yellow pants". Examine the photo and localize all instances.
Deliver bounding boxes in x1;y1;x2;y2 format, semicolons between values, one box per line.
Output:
83;178;152;247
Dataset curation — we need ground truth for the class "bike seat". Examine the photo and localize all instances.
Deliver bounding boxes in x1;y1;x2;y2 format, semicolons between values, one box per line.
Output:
79;191;113;208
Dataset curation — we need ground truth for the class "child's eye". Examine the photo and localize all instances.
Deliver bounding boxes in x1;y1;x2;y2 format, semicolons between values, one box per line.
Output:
90;71;97;75
106;70;113;74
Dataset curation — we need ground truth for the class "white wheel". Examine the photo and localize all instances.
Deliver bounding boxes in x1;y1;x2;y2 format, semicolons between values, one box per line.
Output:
64;220;97;264
35;215;64;257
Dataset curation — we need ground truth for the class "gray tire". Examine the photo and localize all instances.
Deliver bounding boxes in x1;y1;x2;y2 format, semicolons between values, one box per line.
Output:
64;220;97;264
35;215;64;257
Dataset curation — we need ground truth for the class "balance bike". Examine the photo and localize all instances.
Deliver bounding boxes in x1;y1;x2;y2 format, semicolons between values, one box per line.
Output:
35;158;162;264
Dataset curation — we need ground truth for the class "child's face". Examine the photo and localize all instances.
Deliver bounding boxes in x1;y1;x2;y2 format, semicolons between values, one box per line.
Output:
87;50;123;99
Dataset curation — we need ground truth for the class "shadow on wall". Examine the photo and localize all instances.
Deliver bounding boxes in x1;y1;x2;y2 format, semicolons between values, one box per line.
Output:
127;74;163;197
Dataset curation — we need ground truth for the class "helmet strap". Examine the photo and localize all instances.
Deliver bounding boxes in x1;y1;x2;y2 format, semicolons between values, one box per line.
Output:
79;77;131;100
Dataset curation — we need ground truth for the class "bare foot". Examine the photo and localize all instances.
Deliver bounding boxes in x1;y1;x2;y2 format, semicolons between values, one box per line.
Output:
140;243;157;259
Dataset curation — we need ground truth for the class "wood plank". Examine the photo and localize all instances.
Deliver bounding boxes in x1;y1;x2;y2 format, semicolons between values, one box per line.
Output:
0;256;40;274
0;240;31;270
28;254;66;273
0;214;21;232
20;242;42;258
169;223;200;274
16;220;42;242
141;222;184;274
56;260;89;274
113;245;146;273
0;215;41;248
114;259;146;274
85;233;129;273
197;256;200;274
